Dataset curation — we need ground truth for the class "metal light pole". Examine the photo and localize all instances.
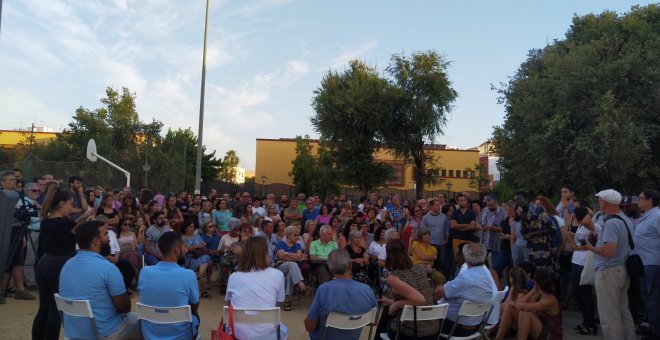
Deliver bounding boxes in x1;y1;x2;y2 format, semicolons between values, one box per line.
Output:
261;175;267;197
142;164;150;187
194;0;210;195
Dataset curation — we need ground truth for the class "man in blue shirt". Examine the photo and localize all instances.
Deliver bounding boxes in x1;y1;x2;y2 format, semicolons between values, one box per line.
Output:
451;194;479;256
302;199;320;226
138;231;200;339
634;189;660;340
586;189;635;340
434;242;496;337
59;220;139;339
305;249;377;340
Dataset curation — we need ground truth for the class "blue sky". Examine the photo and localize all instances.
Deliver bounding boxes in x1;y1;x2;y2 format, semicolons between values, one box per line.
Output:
0;0;654;170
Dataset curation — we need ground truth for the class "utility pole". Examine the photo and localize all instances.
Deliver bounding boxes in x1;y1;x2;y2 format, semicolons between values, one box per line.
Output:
194;0;210;195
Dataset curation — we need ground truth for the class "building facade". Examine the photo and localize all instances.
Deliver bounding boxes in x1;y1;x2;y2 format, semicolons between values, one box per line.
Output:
255;138;480;197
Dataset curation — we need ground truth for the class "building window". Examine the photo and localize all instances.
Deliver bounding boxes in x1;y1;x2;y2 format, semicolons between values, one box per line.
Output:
448;170;454;177
441;169;447;177
386;163;404;186
455;170;461;178
463;170;470;178
427;169;439;178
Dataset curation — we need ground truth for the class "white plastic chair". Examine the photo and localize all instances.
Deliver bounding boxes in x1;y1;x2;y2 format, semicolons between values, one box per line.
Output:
222;306;282;340
53;293;100;340
380;304;449;340
481;286;509;339
440;300;492;340
323;306;378;340
136;303;198;340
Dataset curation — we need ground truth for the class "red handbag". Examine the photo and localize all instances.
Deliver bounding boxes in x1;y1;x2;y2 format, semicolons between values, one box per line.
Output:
211;305;236;340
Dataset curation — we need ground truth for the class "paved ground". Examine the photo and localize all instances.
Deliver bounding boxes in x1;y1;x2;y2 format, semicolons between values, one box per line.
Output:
0;285;643;339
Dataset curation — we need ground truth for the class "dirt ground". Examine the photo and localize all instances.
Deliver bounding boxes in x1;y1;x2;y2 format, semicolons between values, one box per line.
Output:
0;282;641;340
0;284;375;340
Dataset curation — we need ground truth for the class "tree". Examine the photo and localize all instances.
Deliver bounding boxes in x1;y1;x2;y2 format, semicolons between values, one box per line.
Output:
385;51;458;198
289;136;316;196
311;60;395;194
493;5;660;197
289;136;340;200
219;150;240;183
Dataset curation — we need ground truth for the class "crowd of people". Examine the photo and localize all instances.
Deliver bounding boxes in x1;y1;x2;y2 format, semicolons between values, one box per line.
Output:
1;168;659;340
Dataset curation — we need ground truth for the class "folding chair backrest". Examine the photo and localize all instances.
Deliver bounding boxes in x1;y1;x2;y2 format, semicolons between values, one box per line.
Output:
54;293;100;339
399;304;449;322
223;306;281;324
325;307;377;330
136;303;193;324
457;300;492;318
54;293;94;318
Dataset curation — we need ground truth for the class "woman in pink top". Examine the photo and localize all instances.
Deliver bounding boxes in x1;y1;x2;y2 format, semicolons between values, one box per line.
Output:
314;205;332;225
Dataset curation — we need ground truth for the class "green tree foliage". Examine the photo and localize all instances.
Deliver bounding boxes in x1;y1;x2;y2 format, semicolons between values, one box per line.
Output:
26;86;221;191
493;5;660;197
219;150;240;183
311;60;395;194
289;136;340;200
386;51;458;198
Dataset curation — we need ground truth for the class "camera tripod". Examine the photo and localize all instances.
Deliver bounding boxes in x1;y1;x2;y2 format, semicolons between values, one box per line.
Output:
3;219;39;296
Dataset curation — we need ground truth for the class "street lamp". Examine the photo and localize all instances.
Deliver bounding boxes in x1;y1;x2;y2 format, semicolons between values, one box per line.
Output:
446;180;453;199
261;175;267;197
142;163;150;188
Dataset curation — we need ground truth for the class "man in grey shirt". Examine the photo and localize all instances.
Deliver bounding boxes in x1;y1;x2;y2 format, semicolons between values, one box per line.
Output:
420;198;448;272
586;189;635;340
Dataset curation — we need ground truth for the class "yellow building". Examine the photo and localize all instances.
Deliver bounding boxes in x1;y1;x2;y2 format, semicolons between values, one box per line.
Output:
255;138;480;196
0;129;59;149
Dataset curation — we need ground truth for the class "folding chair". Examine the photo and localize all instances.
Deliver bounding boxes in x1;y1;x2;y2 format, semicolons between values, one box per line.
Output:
222;306;282;340
440;300;492;340
481;286;509;340
323;306;378;340
53;293;100;340
136;303;199;340
380;304;449;340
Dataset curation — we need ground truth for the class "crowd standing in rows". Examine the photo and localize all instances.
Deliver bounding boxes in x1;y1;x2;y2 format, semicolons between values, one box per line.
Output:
1;168;659;340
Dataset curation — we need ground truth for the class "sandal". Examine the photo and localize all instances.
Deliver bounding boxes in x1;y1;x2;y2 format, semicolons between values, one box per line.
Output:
283;301;292;311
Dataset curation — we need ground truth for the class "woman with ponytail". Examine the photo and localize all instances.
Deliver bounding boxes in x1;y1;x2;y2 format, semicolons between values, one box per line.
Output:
32;185;94;340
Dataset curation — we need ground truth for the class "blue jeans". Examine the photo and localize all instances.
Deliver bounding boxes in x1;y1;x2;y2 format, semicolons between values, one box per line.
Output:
643;265;660;335
511;244;528;267
571;263;596;327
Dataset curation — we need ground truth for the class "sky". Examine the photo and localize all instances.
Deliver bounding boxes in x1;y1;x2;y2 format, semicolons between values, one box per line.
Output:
0;0;655;170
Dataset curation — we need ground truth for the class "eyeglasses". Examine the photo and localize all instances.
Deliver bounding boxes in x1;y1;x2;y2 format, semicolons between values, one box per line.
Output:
29;189;39;192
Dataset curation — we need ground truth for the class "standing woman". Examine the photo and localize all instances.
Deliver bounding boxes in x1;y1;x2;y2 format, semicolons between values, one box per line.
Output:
198;200;214;232
569;207;600;335
32;186;92;340
213;199;233;234
96;192;119;227
118;194;137;221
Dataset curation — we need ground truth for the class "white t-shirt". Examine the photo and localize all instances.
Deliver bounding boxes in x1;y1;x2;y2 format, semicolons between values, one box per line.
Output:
368;242;386;259
253;206;266;218
572;224;602;266
218;234;238;252
108;230;120;255
225;268;286;340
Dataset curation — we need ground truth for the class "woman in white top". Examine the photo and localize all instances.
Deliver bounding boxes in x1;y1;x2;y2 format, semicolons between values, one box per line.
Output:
568;206;601;335
225;236;287;340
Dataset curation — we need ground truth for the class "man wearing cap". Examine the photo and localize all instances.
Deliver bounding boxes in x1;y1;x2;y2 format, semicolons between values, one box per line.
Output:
585;189;635;339
634;189;660;340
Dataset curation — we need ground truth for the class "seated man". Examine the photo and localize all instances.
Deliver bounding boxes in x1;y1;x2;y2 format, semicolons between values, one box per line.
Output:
59;220;139;340
144;211;173;265
309;225;338;285
434;242;497;337
138;232;200;338
305;249;378;340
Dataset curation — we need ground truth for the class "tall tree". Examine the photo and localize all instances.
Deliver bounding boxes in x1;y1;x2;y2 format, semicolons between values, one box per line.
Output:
493;5;659;196
289;136;317;196
311;60;395;194
385;51;458;198
220;150;240;183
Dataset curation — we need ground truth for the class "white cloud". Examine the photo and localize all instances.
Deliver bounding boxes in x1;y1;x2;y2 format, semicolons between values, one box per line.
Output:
287;61;310;76
328;40;379;70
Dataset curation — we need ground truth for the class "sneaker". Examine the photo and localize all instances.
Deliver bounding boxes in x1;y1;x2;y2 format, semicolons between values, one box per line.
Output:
27;285;39;292
14;290;36;300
